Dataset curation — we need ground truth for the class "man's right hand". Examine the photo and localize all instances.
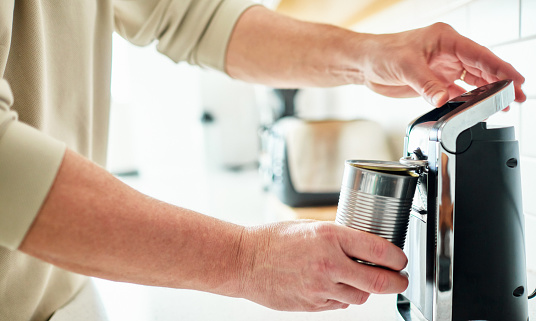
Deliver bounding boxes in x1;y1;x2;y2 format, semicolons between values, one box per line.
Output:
236;220;408;312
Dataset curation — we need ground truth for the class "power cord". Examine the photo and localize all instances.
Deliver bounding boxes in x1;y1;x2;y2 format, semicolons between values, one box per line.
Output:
529;287;536;300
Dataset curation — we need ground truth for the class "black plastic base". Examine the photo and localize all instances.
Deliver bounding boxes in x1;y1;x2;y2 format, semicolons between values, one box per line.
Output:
451;123;528;321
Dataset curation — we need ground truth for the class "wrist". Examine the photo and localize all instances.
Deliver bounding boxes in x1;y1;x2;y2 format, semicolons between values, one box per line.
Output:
324;29;371;86
232;225;269;300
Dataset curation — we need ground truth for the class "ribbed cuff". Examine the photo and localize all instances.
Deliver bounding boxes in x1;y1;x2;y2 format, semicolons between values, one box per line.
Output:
0;121;66;250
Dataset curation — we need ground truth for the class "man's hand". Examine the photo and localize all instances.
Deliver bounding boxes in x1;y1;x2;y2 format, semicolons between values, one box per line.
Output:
237;220;408;311
19;150;406;313
358;22;526;106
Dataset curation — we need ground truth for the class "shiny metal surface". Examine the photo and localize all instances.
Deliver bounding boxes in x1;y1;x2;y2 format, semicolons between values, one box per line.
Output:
405;121;435;158
399;157;428;168
397;294;430;321
336;161;418;249
399;141;437;321
350;160;422;175
439;80;514;153
434;150;455;321
399;80;516;321
341;160;419;198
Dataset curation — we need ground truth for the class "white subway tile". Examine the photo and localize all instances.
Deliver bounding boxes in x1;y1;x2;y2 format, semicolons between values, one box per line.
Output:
493;38;536;98
414;0;472;20
438;5;470;37
521;156;536;216
520;100;536;157
467;0;520;46
521;0;536;38
524;213;536;271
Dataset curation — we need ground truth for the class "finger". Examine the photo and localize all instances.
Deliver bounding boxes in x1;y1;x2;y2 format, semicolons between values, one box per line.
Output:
368;79;466;105
457;67;526;104
322;300;350;311
514;86;526;102
461;66;497;88
399;64;450;106
364;81;419;98
453;37;526;101
335;260;409;294
329;283;370;305
309;299;350;312
447;83;468;99
337;226;407;271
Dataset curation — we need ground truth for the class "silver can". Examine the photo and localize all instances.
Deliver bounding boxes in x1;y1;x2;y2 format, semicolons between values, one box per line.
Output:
335;160;419;250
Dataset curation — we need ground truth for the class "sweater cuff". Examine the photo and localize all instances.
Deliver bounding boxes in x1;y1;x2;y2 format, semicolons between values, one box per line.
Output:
194;0;259;72
0;121;66;250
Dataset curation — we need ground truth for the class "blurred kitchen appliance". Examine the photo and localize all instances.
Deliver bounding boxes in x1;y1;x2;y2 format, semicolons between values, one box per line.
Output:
397;80;530;320
260;88;395;207
200;71;260;170
265;117;394;207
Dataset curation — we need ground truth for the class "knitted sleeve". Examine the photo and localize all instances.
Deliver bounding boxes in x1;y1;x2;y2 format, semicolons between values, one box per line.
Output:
0;79;66;250
113;0;258;72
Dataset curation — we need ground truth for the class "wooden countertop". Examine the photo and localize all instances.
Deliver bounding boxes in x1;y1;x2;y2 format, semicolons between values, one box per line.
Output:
267;195;338;222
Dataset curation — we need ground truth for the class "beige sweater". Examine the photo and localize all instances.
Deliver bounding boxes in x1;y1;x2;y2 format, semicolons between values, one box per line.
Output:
0;1;255;320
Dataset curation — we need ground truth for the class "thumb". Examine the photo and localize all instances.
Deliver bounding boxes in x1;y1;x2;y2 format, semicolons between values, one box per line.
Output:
405;67;449;107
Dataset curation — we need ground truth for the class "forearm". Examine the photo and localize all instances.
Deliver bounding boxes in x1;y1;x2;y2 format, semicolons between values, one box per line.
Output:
226;6;368;88
226;7;526;105
17;149;409;311
19;149;246;297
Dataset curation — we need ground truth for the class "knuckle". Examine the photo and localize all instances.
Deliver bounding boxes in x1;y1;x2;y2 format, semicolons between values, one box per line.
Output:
306;279;331;297
307;299;340;312
303;302;320;312
370;239;388;261
422;79;439;96
311;257;336;276
308;297;333;312
313;222;337;241
370;271;390;293
326;300;348;311
309;297;323;307
431;22;454;33
401;274;409;292
354;291;370;305
314;283;329;296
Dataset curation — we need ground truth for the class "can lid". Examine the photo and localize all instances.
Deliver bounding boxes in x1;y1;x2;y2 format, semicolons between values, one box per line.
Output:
347;160;420;177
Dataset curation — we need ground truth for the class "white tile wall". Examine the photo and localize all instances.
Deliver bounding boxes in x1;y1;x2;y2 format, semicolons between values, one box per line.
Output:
525;213;536;271
413;0;472;22
436;5;470;36
492;39;536;98
522;157;536;216
521;0;536;38
467;0;520;46
521;100;536;157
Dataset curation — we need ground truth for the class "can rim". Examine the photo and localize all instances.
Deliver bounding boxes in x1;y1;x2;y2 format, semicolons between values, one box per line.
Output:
346;160;420;177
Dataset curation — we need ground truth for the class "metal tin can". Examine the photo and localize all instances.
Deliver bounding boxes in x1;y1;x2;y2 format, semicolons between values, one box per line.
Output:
335;160;419;250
